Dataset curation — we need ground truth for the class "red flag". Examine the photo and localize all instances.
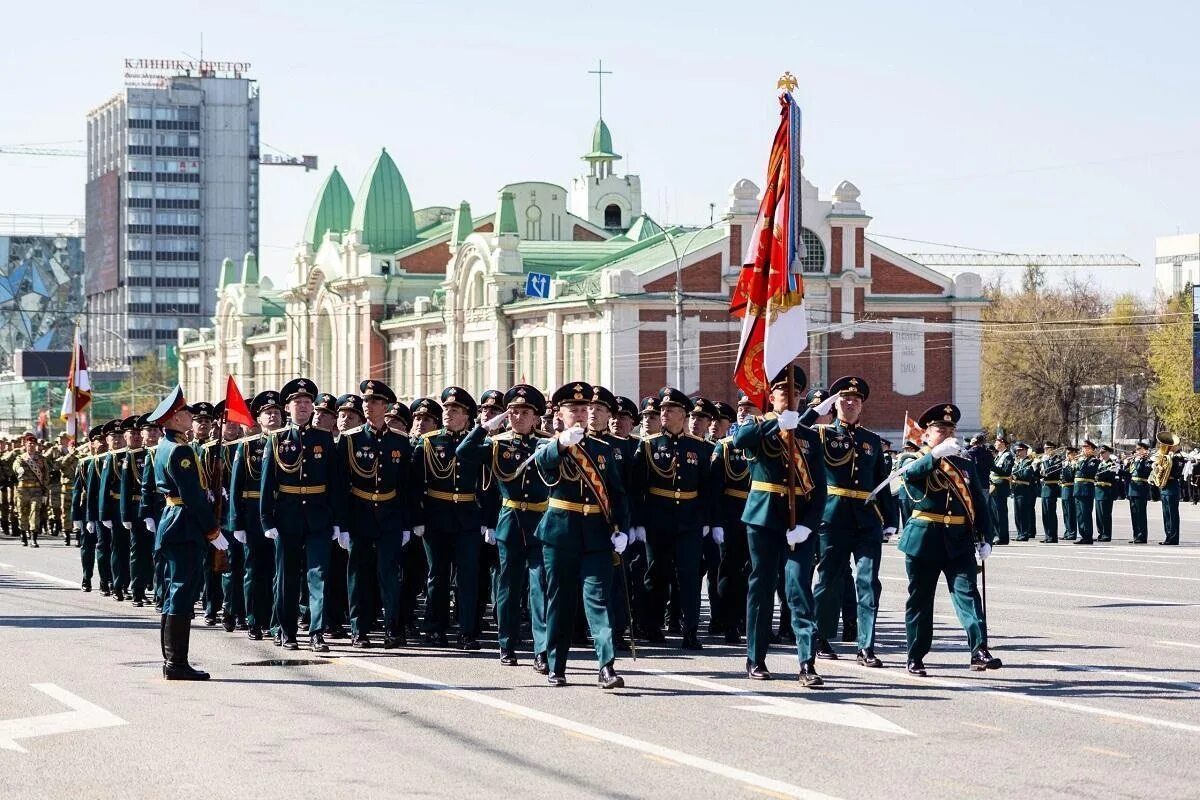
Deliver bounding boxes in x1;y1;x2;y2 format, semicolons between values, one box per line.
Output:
731;92;808;407
59;327;92;436
903;411;924;445
224;375;254;427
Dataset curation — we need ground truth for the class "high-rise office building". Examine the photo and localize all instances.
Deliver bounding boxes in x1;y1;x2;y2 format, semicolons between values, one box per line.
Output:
85;67;258;369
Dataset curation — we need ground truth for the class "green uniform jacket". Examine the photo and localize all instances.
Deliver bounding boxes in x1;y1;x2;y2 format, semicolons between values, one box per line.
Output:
336;423;416;537
119;448;148;523
1011;455;1038;498
533;434;630;551
630;430;713;532
898;449;993;559
97;451;123;524
413;427;490;531
138;445;164;522
461;426;550;544
153;430;219;547
1037;453;1063;498
1126;455;1153;499
708;436;751;530
1060;459;1076;501
1095;459;1121;501
812;420;898;531
259;423;344;536
227;437;265;533
1073;456;1099;499
989;449;1014;498
732;415;827;532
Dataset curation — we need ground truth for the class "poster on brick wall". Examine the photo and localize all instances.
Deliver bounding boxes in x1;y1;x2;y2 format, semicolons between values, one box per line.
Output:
892;318;925;396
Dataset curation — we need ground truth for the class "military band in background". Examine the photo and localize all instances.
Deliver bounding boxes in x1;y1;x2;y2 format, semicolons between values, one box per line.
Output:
1;375;1189;686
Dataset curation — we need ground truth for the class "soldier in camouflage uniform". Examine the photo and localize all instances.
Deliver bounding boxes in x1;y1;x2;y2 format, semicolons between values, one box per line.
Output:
14;432;50;547
0;437;15;537
56;435;82;546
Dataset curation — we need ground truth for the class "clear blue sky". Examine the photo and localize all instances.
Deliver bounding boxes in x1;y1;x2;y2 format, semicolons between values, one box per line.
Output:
2;0;1197;295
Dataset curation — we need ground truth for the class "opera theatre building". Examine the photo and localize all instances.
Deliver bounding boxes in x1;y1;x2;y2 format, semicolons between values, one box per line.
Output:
179;117;985;438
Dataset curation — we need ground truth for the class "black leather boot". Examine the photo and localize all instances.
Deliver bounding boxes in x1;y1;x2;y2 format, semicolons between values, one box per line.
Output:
163;615;210;681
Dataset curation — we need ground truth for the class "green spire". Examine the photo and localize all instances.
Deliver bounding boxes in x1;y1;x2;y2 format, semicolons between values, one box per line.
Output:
623;214;663;241
452;200;473;246
583;119;621;162
303;166;354;250
241;251;259;284
350;148;417;251
497;191;518;235
219;257;237;288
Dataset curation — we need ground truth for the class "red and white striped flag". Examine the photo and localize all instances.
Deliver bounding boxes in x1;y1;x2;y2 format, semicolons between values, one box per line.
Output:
59;327;92;438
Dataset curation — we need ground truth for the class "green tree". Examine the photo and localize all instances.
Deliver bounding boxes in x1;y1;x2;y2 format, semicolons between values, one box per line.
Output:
1148;290;1200;440
112;352;177;416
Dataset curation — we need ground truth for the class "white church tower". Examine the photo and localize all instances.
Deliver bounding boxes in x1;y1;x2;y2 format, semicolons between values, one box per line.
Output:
569;61;641;232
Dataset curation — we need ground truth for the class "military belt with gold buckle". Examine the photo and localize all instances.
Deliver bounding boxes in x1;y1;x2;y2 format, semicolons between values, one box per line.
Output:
912;510;966;525
241;491;261;499
426;488;474;503
165;496;185;507
723;488;749;499
548;498;602;516
351;487;397;503
828;486;872;500
648;487;698;501
502;498;548;512
278;485;326;495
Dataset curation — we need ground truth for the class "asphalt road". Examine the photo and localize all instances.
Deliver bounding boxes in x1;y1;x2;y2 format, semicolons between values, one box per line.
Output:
1;503;1196;800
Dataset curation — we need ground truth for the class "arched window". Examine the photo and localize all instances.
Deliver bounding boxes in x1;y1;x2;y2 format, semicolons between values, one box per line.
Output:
603;204;622;229
800;228;826;273
470;272;485;308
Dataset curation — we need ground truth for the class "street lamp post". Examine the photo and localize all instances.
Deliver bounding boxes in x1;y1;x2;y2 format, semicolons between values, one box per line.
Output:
660;219;726;390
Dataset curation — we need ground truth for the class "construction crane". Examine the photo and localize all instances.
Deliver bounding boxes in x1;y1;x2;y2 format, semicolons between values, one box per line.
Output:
1;142;319;171
907;253;1140;268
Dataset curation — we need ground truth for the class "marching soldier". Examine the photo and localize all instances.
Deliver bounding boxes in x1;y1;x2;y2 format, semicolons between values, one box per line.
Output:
136;416;164;609
312;393;339;433
898;404;1001;676
0;437;13;537
1060;446;1078;540
93;419;124;597
460;384;551;668
688;397;725;636
44;433;69;537
261;378;344;652
1037;442;1061;543
708;406;752;643
56;433;81;547
385;401;411;436
805;376;897;667
609;394;644;650
325;394;363;640
533;381;631;689
710;402;735;442
103;417;140;600
734;365;828;686
336;380;416;649
1072;440;1100;545
1095;445;1120;542
988;433;1014;545
476;389;506;634
215;405;249;631
74;426;106;592
196;405;235;626
895;441;922;527
1158;439;1184;545
119;415;152;606
639;396;662;436
1126;441;1152;544
229;390;281;639
149;385;229;680
1010;442;1037;542
13;431;50;547
412;387;488;649
631;387;714;650
400;397;441;634
410;397;442;437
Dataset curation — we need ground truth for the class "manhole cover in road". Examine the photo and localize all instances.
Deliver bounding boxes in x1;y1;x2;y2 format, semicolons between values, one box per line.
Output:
233;659;333;667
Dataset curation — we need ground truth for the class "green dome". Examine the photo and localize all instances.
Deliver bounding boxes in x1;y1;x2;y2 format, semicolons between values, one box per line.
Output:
350;148;416;251
583;119;621;161
304;167;354;250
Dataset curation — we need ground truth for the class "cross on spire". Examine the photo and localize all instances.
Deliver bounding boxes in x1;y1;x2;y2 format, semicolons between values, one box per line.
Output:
588;59;612;120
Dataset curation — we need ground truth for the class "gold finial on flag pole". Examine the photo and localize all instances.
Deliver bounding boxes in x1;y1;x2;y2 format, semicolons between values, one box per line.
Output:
777;71;798;92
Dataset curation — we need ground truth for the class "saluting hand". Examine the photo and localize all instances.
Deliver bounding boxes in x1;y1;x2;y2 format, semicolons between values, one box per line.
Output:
483;410;510;433
777;410;800;431
558;426;585;448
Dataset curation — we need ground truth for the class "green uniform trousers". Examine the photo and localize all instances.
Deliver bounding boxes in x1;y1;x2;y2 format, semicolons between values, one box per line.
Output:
746;524;817;667
543;545;615;676
1095;498;1114;541
496;533;548;656
813;525;881;650
1074;496;1095;543
1128;498;1148;543
1040;495;1058;542
904;550;987;661
159;540;205;616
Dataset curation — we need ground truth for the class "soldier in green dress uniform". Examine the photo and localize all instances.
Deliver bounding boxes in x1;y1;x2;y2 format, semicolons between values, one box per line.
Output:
413;387;489;649
708;404;752;644
1094;445;1120;542
150;385;229;680
899;403;1001;676
1126;441;1152;544
95;419;125;598
400;398;439;634
733;365;828;686
630;387;714;650
1010;442;1037;541
73;426;105;591
139;419;167;610
460;384;551;669
806;376;897;667
1036;442;1061;543
336;380;416;649
1072;440;1100;545
1060;446;1078;540
260;378;345;652
988;434;1014;545
229;390;281;639
532;381;630;689
119;414;152;606
639;396;662;437
1157;442;1184;545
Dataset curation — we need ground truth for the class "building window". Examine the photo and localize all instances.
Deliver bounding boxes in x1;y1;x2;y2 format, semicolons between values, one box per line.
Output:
470;273;485;308
800;228;825;273
604;204;622;229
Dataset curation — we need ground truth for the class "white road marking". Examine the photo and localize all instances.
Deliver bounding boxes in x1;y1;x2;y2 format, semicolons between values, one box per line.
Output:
0;684;126;753
1033;660;1200;692
339;657;842;800
1155;641;1200;650
878;575;1196;607
1023;566;1200;582
633;668;911;735
23;571;79;588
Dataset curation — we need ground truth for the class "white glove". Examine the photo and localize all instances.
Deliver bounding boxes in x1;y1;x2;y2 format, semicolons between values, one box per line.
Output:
931;438;961;459
777;410;800;431
144;518;155;533
711;526;725;545
234;530;247;544
211;532;230;551
814;394;838;416
102;520;112;529
977;542;992;561
558;426;586;447
632;525;646;543
124;521;132;530
483;410;510;433
402;530;412;547
337;530;351;550
882;526;896;539
87;521;96;533
332;526;342;542
413;525;425;537
483;527;497;545
611;531;628;554
785;525;812;546
73;521;82;532
264;527;280;540
702;525;711;536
